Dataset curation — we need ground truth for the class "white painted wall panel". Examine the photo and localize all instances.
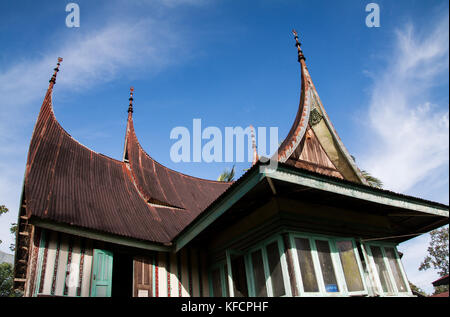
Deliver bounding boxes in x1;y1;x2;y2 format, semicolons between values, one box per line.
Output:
158;253;168;297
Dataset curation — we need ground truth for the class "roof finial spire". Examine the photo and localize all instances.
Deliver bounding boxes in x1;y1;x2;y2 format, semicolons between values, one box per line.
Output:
128;87;134;114
250;125;259;165
292;29;305;62
49;57;63;86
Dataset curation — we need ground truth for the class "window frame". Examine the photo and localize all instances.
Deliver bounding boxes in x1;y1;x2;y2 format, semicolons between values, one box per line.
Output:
227;235;292;297
289;232;368;297
208;261;228;297
364;242;412;297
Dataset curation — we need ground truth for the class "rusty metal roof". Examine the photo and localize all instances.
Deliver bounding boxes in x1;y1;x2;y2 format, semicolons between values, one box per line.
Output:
24;83;230;244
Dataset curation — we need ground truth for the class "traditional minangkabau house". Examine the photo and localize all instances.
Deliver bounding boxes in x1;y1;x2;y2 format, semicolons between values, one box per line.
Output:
13;31;449;297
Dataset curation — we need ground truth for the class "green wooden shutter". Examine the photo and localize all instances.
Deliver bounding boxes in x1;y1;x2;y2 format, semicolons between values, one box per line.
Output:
90;249;113;297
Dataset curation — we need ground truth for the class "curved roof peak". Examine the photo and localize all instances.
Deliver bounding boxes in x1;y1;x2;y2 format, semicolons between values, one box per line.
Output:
123;88;232;184
277;31;368;185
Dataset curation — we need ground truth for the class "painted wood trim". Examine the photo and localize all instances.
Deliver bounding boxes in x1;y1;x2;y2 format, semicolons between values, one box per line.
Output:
282;234;299;296
289;232;369;297
174;171;265;252
238;234;292;297
54;234;69;296
42;231;58;294
264;168;449;217
31;218;171;252
393;247;413;295
364;243;413;297
158;252;168;297
67;239;81;297
33;229;46;297
169;252;178;297
225;250;234;297
80;240;93;297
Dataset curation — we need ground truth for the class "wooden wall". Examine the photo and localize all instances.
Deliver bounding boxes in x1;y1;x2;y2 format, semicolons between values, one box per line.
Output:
29;229;93;297
28;228;210;297
134;249;210;297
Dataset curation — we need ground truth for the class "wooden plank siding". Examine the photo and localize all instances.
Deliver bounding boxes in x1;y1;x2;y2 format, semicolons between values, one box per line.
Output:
132;248;209;297
30;228;210;297
32;229;94;297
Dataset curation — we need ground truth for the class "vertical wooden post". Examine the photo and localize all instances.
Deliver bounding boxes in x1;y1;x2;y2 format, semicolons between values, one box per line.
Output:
282;233;298;296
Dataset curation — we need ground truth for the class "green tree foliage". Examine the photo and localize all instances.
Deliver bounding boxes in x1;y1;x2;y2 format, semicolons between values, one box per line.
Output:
409;282;428;297
0;205;8;215
361;170;383;188
0;204;17;251
350;156;383;188
432;285;449;296
217;165;235;182
419;226;449;295
0;205;8;245
419;226;449;277
0;263;15;297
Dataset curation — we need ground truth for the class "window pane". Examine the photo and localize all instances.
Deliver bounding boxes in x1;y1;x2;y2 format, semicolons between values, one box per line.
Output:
266;242;286;297
251;250;267;297
211;269;222;297
315;240;339;293
336;241;364;292
370;246;394;294
385;248;408;292
295;238;319;292
231;255;248;297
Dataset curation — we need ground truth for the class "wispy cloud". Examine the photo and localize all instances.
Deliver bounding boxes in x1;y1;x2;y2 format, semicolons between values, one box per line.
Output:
360;13;449;195
359;13;449;295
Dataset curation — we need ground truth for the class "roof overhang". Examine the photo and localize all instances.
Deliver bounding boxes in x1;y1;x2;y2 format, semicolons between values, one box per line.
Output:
30;217;172;253
174;162;449;251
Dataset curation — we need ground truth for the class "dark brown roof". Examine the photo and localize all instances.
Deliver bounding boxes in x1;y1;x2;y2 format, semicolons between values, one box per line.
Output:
24;82;230;244
432;275;449;287
125;111;231;225
430;291;449;297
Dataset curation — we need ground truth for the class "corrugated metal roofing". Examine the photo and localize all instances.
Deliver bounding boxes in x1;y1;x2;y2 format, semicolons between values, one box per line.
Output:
24;86;230;244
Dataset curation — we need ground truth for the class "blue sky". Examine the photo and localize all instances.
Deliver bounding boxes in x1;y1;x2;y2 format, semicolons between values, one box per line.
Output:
0;0;448;294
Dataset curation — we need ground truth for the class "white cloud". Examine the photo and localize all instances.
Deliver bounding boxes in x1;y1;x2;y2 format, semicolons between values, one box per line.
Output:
360;14;449;194
360;13;449;296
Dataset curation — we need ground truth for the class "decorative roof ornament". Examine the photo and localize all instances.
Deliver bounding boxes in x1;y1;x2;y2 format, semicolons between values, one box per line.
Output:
128;86;134;113
49;57;63;85
292;29;305;62
250;125;259;165
309;107;323;126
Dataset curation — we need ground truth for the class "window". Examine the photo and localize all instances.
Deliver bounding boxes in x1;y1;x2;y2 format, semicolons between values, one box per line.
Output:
230;255;248;297
250;250;267;297
266;241;286;297
365;244;411;296
385;248;408;293
290;234;368;296
209;263;228;297
335;240;365;293
315;239;339;293
225;236;291;297
294;238;319;292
